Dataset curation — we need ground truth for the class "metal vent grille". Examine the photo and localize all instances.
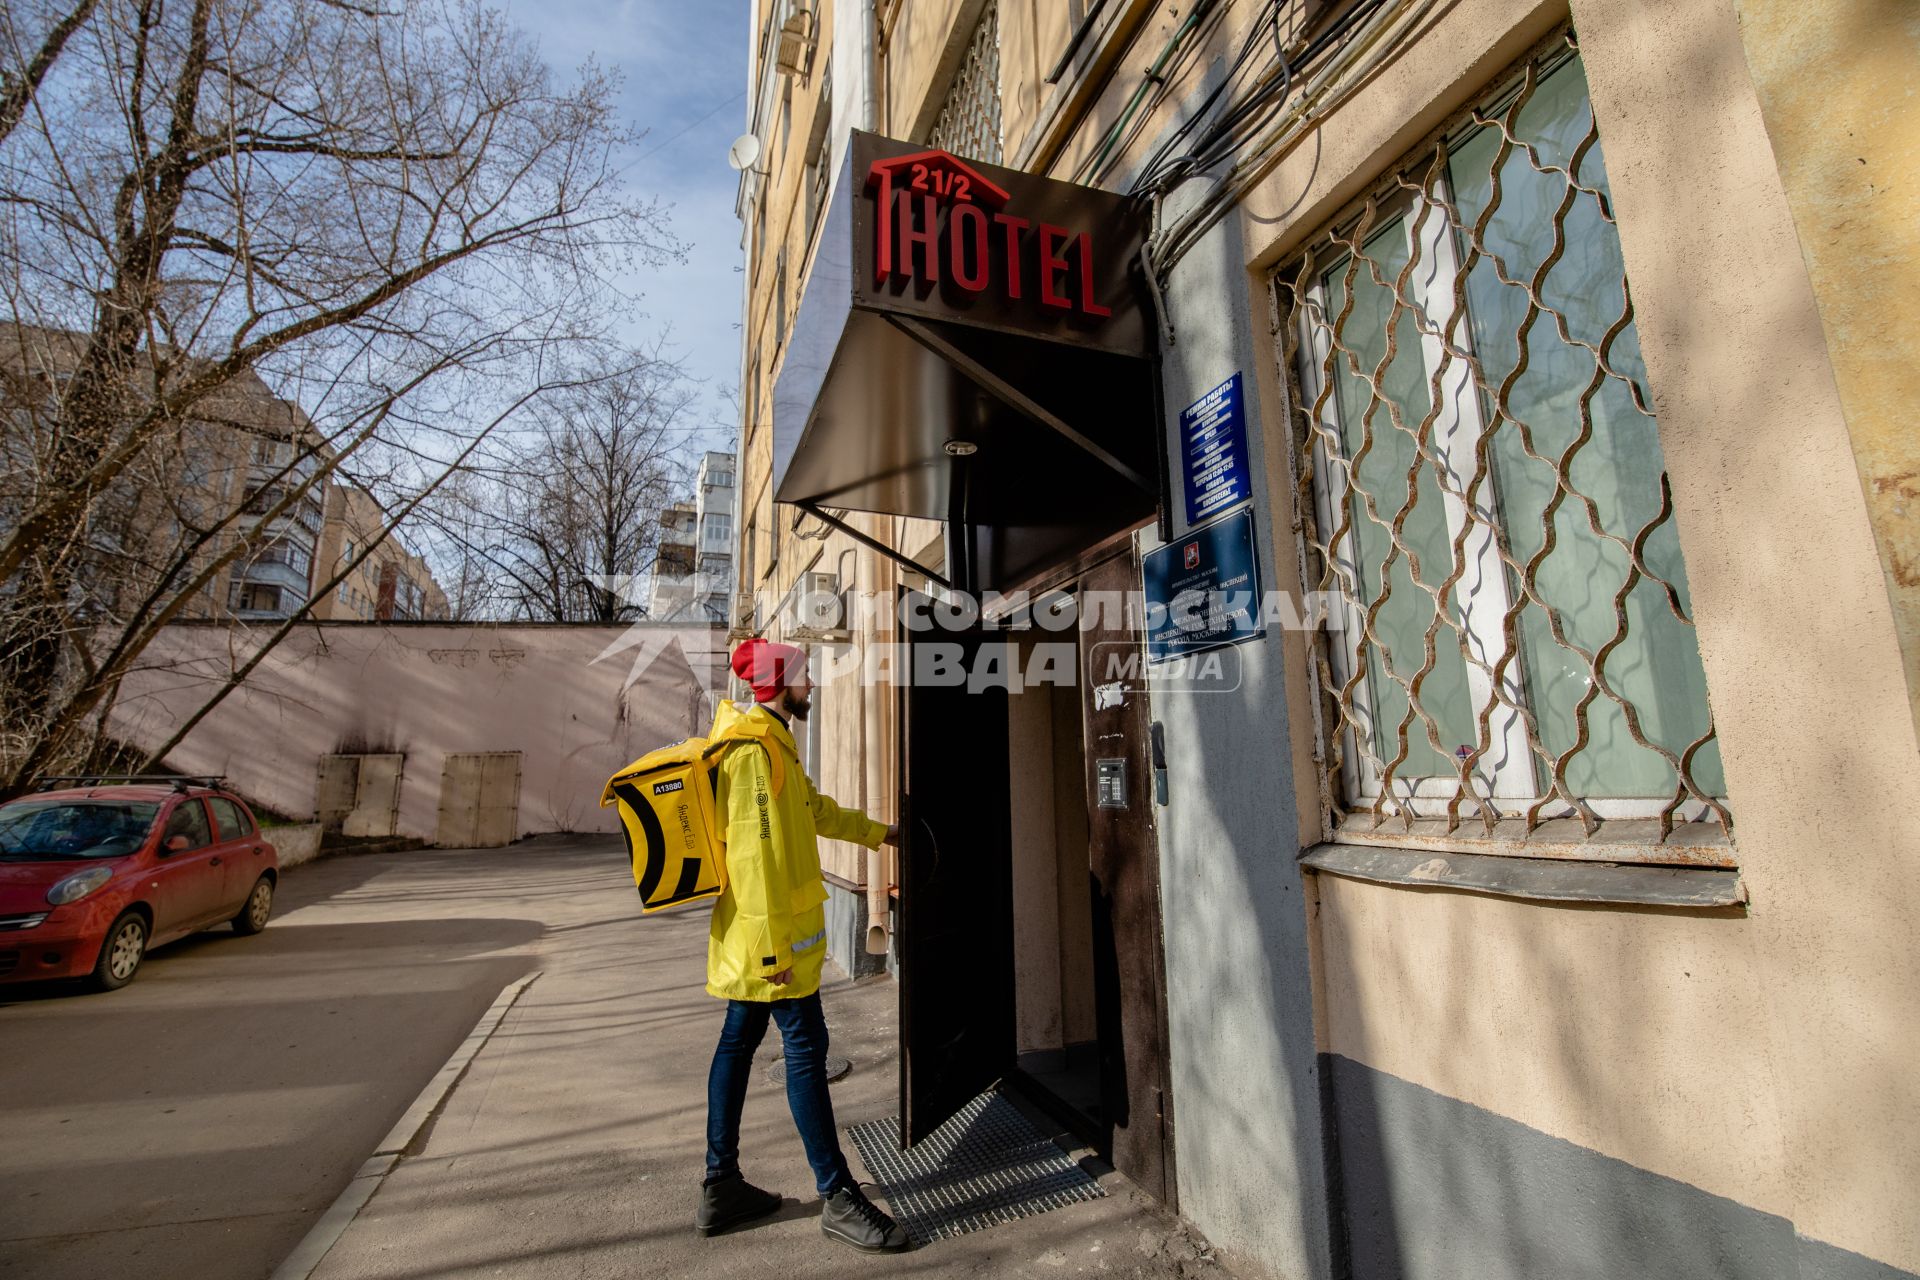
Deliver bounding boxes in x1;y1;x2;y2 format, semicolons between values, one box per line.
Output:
1274;34;1730;853
928;2;1003;165
845;1090;1105;1245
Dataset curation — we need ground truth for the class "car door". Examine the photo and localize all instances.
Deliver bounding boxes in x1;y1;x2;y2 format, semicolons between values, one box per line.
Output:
207;796;266;910
145;798;224;937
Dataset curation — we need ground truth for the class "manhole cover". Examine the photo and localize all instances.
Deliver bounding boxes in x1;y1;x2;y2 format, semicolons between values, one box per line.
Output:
844;1090;1106;1245
766;1054;851;1086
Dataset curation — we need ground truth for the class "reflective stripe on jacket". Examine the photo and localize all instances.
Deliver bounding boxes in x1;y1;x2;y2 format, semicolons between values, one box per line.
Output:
707;699;886;1001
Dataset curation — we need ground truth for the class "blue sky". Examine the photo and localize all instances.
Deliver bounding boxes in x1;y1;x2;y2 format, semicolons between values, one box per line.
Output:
495;0;753;457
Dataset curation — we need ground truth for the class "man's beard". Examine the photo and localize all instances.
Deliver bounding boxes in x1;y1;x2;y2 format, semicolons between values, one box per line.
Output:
787;692;813;720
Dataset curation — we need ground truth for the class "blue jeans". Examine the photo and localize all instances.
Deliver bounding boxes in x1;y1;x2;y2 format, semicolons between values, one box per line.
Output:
705;993;853;1197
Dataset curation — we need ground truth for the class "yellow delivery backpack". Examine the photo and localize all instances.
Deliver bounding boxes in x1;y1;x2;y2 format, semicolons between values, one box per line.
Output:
600;719;785;913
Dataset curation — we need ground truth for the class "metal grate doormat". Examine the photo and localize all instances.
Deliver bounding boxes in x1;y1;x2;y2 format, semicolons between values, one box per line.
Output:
844;1090;1106;1245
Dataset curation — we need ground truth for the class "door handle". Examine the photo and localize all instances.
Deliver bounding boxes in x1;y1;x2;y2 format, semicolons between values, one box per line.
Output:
210;856;222;866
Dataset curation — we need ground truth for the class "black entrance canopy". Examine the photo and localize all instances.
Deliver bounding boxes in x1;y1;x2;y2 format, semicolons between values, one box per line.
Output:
771;131;1160;593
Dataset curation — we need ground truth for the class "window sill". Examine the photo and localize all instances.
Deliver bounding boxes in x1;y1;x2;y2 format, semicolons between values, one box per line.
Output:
1327;817;1735;869
1302;842;1746;910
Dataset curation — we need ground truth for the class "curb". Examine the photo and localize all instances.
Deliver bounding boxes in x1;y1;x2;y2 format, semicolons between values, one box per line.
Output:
268;969;543;1280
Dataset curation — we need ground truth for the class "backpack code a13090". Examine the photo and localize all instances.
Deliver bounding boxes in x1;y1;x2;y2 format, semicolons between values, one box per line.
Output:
600;725;784;914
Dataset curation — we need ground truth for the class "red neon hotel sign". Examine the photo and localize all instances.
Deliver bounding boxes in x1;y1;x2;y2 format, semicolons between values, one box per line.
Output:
866;149;1114;320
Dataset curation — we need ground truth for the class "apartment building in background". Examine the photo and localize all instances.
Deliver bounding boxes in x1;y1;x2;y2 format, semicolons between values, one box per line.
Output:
308;482;449;623
224;415;328;622
647;450;736;623
694;450;736;624
647;500;700;621
735;2;1920;1279
0;324;337;625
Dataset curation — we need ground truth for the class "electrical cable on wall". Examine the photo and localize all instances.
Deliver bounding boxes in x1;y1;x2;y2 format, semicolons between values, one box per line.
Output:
1124;0;1433;290
1072;0;1226;186
1128;0;1312;195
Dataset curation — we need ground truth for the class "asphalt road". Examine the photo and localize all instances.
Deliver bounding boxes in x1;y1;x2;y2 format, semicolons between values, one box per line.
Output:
0;847;543;1280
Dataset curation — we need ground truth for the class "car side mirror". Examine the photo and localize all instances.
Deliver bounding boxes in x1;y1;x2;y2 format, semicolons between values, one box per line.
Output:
162;834;190;855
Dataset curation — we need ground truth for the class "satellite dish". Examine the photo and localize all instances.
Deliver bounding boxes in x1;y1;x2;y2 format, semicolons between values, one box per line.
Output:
726;133;763;173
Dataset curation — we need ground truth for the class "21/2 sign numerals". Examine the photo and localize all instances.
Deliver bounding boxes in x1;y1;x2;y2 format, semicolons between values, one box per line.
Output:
909;162;972;202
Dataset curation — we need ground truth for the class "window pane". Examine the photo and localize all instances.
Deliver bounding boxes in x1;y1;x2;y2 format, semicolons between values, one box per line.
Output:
210;797;251;840
164;799;212;849
1323;220;1478;780
1448;54;1723;798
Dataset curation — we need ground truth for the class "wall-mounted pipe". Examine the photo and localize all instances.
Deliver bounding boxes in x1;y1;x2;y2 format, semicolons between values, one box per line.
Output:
859;515;895;953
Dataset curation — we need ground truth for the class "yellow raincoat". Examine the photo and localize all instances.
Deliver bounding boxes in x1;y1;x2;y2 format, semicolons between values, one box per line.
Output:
707;699;887;1001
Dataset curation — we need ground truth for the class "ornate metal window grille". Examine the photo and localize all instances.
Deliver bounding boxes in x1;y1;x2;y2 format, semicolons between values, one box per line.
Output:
928;2;1003;165
1274;34;1730;857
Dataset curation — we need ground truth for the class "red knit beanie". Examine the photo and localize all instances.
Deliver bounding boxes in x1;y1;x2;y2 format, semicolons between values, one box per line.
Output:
730;639;807;703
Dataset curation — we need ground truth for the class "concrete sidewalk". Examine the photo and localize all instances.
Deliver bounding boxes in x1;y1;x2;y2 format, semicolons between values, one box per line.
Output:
299;836;1226;1280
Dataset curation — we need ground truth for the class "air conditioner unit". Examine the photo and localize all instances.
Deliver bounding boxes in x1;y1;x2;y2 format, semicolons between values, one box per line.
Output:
774;10;816;79
726;593;757;641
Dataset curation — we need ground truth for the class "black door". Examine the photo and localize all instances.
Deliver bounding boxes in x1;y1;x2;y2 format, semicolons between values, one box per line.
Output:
897;590;1015;1146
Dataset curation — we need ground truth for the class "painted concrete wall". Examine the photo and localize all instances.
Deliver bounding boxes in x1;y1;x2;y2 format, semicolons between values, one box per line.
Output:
1009;651;1067;1055
1008;649;1100;1057
1327;1054;1910;1280
1732;0;1920;753
1144;186;1335;1280
110;622;727;843
1212;0;1920;1274
1048;0;1920;1274
880;0;987;144
995;0;1076;162
822;879;885;980
1557;0;1919;1266
267;823;323;868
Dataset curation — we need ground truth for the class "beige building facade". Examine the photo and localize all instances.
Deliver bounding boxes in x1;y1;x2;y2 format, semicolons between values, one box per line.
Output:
309;482;449;623
736;2;1920;1278
0;325;333;625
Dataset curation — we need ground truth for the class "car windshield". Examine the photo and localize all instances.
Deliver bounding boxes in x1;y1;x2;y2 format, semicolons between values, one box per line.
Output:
0;800;160;861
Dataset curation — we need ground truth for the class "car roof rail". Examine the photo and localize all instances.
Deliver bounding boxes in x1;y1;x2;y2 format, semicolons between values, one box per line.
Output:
33;774;227;793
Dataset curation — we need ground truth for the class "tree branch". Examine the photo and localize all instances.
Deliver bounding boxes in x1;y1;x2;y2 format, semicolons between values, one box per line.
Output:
0;0;99;147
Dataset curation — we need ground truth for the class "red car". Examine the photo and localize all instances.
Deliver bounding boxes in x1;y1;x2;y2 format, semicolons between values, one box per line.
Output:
0;777;279;992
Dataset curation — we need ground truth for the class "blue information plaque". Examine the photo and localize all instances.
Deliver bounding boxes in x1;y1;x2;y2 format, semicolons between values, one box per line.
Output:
1180;372;1251;525
1141;507;1265;663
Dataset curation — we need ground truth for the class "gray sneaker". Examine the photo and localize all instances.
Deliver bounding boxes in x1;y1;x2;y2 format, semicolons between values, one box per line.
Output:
695;1173;781;1236
819;1183;909;1252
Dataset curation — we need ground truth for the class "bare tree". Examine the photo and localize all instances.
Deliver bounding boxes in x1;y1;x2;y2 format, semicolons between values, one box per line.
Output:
130;366;600;772
0;1;98;145
409;464;505;622
416;345;699;623
0;0;678;796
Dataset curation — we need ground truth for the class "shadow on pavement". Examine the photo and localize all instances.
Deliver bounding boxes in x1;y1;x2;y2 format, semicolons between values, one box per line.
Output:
0;849;551;1280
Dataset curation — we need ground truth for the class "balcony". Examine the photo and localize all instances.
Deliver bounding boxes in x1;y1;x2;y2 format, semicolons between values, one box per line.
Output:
235;558;312;595
242;487;325;535
227;580;307;619
248;456;318;488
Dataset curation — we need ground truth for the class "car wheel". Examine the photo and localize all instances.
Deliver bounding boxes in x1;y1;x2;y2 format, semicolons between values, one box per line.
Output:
231;875;273;935
88;912;148;992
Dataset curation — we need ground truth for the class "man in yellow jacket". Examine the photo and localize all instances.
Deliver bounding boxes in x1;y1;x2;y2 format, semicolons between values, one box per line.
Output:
696;638;910;1253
